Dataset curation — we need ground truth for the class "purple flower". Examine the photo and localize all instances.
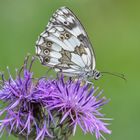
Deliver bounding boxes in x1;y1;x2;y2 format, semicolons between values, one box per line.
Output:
43;76;111;140
0;56;53;139
0;56;111;140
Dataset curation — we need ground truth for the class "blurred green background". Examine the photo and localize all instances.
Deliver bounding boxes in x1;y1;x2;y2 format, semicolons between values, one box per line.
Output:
0;0;140;140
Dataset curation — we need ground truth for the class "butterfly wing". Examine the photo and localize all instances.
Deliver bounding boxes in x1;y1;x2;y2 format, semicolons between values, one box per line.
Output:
35;7;96;76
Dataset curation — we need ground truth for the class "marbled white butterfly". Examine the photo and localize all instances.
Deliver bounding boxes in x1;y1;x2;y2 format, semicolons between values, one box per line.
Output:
35;7;101;80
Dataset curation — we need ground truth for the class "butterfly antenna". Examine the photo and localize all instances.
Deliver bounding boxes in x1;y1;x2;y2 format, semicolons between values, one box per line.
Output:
100;71;127;82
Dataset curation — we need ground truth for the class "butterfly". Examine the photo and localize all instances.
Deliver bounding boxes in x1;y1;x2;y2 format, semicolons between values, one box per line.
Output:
35;6;101;80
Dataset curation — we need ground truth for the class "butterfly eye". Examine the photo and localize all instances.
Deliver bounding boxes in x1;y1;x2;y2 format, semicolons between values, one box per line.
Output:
47;41;52;47
94;72;101;80
45;57;50;63
64;33;70;39
59;34;65;40
44;49;50;55
96;73;100;77
64;21;68;25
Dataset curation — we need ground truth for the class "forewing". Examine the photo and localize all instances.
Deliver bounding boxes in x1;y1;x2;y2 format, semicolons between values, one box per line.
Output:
35;7;96;76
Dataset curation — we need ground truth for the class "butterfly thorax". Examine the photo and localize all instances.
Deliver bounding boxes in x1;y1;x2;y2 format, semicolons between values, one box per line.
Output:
84;69;101;80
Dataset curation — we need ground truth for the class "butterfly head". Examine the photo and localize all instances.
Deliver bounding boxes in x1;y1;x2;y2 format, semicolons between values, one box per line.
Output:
92;70;101;80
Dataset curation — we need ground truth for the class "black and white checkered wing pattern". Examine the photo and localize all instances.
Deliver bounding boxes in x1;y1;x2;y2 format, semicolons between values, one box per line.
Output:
36;7;96;77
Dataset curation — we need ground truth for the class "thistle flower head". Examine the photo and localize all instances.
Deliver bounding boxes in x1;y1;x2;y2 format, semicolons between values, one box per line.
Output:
0;56;52;139
45;76;111;139
0;57;111;140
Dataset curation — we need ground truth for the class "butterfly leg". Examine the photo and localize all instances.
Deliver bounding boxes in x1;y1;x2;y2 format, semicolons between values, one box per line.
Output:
85;80;93;85
77;75;93;85
45;67;57;79
46;68;52;75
